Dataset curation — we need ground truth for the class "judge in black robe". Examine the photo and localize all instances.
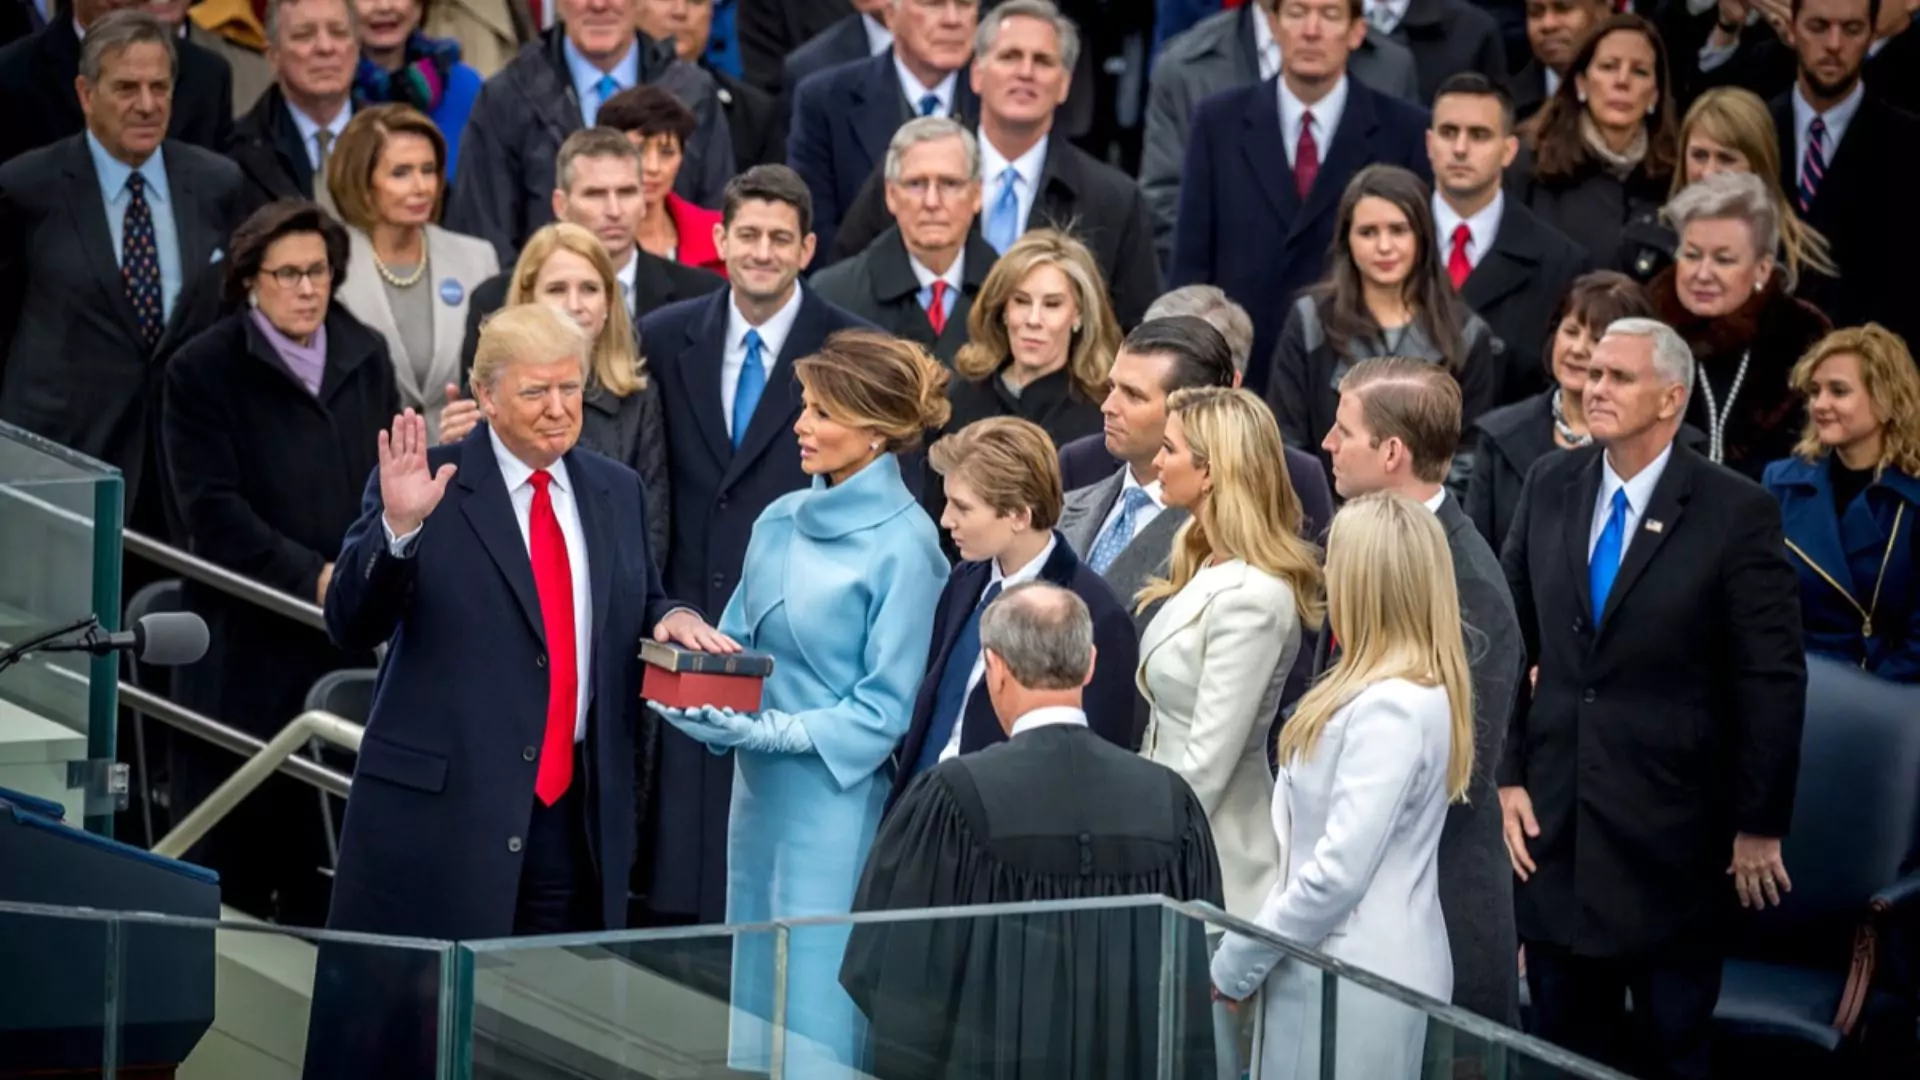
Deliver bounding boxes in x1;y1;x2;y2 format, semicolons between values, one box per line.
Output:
839;582;1225;1080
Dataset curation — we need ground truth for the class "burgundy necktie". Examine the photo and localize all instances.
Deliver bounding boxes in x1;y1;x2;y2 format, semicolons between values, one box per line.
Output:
529;471;577;806
1447;223;1473;290
1295;110;1320;200
928;279;950;336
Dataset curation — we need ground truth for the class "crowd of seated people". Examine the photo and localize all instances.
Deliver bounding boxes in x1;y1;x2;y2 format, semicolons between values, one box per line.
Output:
4;0;1920;1075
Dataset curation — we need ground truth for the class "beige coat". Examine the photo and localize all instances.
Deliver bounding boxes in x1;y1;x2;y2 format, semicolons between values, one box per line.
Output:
424;0;535;78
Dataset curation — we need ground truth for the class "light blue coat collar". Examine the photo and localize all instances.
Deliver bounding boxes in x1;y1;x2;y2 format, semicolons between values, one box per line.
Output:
793;453;916;540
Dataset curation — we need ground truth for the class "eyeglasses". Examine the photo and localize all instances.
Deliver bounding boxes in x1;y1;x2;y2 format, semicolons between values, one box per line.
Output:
260;262;333;288
892;177;977;200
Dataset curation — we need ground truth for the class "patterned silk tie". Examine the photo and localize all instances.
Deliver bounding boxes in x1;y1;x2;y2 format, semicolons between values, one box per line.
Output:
1798;116;1827;214
122;172;163;347
1088;486;1152;574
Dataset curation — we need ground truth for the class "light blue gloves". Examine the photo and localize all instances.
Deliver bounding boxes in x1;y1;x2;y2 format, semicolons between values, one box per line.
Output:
648;703;815;755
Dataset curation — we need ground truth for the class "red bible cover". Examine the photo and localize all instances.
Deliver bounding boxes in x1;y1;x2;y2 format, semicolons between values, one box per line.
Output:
641;666;765;713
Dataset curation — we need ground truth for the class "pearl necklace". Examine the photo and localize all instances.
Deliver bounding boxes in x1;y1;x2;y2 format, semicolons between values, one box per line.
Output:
372;235;429;288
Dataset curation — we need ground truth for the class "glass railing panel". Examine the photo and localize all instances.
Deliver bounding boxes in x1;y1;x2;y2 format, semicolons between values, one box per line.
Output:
0;421;126;835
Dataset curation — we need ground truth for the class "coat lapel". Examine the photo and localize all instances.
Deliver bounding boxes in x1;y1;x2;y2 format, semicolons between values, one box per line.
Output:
345;230;420;402
61;139;148;347
1059;469;1123;554
1138;560;1245;672
1597;449;1693;627
456;432;548;644
681;291;735;466
850;53;904;173
424;225;476;399
723;292;817;486
567;448;615;674
1560;450;1604;624
1462;202;1539;314
1239;80;1295;226
1294;82;1378;240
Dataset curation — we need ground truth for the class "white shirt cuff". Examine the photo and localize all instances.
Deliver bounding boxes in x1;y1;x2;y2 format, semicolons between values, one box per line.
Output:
382;517;423;558
1698;35;1738;73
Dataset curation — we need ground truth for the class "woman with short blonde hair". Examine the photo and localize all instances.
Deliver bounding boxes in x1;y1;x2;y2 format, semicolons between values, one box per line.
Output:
1764;325;1920;681
1215;491;1473;1080
947;229;1122;448
327;103;498;441
1135;387;1323;922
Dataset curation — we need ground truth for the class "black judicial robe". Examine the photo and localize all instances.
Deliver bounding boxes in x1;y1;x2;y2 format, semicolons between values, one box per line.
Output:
840;723;1224;1080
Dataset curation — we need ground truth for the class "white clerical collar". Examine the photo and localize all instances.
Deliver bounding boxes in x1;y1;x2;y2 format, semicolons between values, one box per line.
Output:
1009;705;1089;738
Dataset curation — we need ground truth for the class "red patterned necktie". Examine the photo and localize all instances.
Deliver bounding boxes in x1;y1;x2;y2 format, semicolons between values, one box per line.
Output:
529;471;578;805
1295;110;1320;200
1448;223;1474;290
122;171;163;348
927;279;950;336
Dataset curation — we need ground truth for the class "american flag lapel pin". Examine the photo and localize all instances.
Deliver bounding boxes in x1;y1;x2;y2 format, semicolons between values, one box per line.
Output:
1645;520;1665;534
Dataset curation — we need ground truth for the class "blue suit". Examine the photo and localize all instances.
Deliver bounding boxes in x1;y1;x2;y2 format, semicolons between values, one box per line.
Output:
640;285;872;919
888;534;1141;808
1764;455;1920;683
718;453;948;1075
308;429;682;1078
1168;77;1430;395
786;47;978;267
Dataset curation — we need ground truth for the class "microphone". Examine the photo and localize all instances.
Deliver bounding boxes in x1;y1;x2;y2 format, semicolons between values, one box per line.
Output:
41;613;210;666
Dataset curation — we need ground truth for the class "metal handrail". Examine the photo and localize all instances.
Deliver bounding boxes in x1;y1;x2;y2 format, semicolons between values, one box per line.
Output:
112;679;353;799
151;709;363;858
122;528;327;632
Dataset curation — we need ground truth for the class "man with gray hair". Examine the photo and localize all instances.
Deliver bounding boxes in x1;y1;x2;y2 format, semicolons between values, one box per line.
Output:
1498;317;1805;1079
0;8;242;535
0;0;232;165
844;581;1223;1078
225;0;358;215
809;116;997;363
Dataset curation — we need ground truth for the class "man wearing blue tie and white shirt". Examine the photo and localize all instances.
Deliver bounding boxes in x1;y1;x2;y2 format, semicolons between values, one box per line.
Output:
638;164;872;925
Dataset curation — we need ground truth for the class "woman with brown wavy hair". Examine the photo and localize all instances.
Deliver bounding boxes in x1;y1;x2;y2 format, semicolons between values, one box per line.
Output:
946;228;1122;448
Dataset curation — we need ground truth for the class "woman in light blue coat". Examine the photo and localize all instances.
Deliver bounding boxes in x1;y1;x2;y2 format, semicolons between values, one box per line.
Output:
652;330;952;1077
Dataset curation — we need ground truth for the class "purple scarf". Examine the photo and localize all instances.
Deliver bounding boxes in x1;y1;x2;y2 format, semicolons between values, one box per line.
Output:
251;309;327;396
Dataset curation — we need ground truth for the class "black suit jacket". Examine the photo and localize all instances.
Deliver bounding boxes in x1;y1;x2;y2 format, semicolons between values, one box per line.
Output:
709;61;786;169
807;226;998;365
1057;431;1334;544
1385;0;1507;104
830;131;1163;328
0;17;232;167
741;0;849;93
1461;197;1591;403
0;135;243;508
1770;91;1920;346
787;47;980;267
639;284;871;920
888;535;1143;808
1498;442;1806;957
227;84;321;215
778;10;870;115
1509;60;1550;124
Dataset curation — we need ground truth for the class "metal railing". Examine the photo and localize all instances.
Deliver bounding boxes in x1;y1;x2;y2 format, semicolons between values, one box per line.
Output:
150;708;362;858
123;528;327;632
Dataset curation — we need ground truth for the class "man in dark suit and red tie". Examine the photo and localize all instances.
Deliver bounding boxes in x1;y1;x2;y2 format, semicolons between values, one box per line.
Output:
306;303;734;1079
1498;318;1805;1080
1168;0;1430;395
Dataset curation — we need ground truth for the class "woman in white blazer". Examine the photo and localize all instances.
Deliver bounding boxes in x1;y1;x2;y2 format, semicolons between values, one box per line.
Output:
1135;388;1324;920
1211;492;1477;1080
326;104;498;442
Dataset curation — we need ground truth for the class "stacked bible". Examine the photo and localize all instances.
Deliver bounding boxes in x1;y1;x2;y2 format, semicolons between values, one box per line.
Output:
639;640;775;712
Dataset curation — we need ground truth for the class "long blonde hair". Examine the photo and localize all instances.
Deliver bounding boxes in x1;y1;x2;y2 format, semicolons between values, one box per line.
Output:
1672;87;1837;288
955;228;1119;404
1135;388;1323;630
505;223;646;397
1279;493;1474;802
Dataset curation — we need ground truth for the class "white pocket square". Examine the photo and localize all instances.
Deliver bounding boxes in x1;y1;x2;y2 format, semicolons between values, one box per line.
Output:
209;248;224;265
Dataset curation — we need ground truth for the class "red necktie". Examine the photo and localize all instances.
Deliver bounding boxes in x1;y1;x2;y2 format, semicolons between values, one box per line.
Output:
1295;110;1320;200
927;279;950;336
529;471;577;806
1448;223;1473;290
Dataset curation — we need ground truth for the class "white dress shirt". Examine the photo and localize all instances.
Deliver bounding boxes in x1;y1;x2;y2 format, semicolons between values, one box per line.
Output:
1421;487;1446;513
385;429;594;741
722;284;806;432
1431;189;1504;272
1364;0;1411;33
565;35;641;128
1793;81;1866;189
1278;75;1349;167
1009;705;1091;738
908;249;965;324
287;100;353;172
614;251;638;320
980;133;1049;239
1095;468;1168;550
863;12;893;55
894;53;959;116
1253;5;1281;81
1544;67;1561;97
1590;443;1673;560
939;534;1058;761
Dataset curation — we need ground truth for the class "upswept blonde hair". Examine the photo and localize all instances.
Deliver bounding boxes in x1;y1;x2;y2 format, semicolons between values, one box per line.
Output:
1135;388;1323;630
794;330;953;454
1790;324;1920;477
955;228;1119;404
505;223;645;397
1672;87;1836;288
1278;493;1475;803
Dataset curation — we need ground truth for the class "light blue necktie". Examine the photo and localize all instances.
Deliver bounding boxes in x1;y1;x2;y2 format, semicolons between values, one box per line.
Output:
1588;487;1629;619
1088;486;1152;574
732;329;766;448
986;167;1021;253
587;73;620;126
917;92;942;117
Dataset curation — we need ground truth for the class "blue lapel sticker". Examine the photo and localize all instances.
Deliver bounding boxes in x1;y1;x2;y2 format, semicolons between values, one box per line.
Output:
438;278;464;305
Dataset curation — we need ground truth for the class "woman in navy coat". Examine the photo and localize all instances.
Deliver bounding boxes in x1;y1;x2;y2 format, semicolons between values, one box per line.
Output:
1764;325;1920;682
651;330;952;1077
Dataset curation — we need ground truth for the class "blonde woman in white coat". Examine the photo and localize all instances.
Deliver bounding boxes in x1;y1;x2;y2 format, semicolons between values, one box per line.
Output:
326;104;499;443
1211;492;1476;1080
1136;387;1324;920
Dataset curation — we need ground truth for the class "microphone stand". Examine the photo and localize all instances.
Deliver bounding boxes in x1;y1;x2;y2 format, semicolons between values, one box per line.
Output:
0;616;106;678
